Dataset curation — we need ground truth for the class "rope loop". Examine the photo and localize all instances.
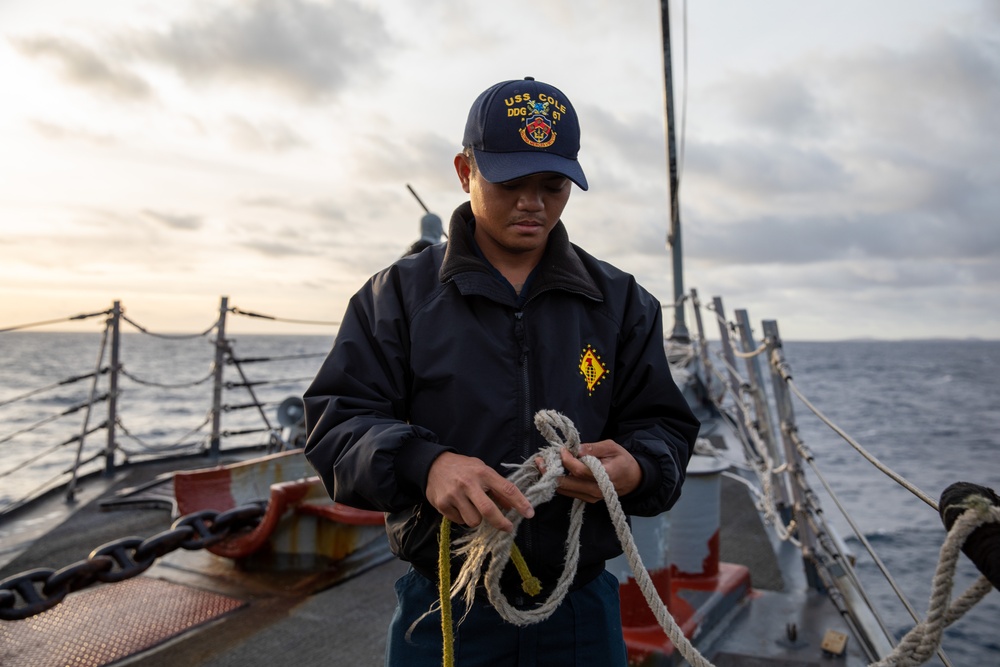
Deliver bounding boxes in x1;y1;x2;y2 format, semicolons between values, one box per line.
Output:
437;410;713;667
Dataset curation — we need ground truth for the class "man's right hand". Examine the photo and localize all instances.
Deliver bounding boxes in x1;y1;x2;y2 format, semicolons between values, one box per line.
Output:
425;452;534;532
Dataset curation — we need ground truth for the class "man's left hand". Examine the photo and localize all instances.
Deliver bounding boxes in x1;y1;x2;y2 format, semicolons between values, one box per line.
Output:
541;440;642;503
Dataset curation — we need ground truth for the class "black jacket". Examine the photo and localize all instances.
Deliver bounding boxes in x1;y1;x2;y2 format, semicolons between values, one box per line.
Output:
304;202;699;591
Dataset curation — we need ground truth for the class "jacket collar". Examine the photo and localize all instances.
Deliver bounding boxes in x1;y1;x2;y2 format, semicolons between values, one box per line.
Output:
439;201;602;303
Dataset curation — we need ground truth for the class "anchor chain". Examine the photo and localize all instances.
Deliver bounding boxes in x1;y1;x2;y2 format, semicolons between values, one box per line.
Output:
0;503;265;621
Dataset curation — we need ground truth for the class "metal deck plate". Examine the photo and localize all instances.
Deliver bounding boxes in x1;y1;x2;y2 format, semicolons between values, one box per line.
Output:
0;576;246;667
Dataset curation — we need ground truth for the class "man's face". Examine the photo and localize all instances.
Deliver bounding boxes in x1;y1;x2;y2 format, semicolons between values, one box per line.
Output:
454;154;572;262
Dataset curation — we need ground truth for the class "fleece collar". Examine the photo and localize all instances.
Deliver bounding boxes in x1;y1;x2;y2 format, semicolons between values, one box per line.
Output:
438;201;602;304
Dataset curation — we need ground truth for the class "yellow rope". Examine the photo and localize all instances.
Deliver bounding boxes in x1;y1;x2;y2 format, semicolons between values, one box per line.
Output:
439;518;455;667
509;544;542;596
438;517;542;666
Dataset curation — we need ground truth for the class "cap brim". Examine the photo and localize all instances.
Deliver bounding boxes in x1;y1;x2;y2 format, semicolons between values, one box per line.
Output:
473;148;589;191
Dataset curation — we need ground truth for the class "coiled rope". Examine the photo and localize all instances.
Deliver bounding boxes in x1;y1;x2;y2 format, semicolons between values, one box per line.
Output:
437;410;713;667
435;411;998;667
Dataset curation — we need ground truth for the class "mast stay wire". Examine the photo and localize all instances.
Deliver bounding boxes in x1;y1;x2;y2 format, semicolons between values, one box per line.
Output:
781;372;938;511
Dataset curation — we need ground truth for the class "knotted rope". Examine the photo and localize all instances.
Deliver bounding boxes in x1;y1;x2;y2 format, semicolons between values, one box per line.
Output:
439;409;713;667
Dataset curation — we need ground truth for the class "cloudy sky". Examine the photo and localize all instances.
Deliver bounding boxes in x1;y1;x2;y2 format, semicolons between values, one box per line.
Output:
1;0;997;340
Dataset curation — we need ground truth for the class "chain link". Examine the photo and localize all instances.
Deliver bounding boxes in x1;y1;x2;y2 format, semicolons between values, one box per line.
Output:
0;502;265;620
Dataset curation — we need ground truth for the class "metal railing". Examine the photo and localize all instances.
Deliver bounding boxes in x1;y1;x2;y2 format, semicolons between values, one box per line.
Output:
0;297;335;517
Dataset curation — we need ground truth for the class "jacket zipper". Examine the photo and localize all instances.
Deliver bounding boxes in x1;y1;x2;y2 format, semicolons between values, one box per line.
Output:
513;309;534;566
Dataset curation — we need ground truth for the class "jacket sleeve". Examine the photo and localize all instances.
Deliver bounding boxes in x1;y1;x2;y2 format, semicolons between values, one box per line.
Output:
303;268;452;512
609;282;700;517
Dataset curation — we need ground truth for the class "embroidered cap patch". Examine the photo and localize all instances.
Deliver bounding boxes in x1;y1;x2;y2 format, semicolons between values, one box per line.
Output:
579;345;607;395
504;92;567;149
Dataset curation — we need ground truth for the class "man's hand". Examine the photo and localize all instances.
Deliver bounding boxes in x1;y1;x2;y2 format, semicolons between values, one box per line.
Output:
425;452;535;532
545;440;642;504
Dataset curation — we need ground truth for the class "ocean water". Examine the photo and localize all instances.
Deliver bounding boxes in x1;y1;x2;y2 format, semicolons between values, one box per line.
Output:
0;331;997;664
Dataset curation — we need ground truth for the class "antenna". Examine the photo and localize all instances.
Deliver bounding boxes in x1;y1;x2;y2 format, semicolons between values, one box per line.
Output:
406;184;430;214
660;1;690;342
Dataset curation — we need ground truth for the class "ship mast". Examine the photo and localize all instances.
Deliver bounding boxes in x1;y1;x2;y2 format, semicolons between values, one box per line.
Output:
660;0;689;342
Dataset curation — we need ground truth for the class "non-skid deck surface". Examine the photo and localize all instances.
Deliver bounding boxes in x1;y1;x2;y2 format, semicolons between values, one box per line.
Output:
0;576;246;667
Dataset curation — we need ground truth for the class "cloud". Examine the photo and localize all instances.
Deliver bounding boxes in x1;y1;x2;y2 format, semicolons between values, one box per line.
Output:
9;0;392;105
241;195;347;223
142;209;203;231
10;34;152;102
712;72;827;141
125;0;392;100
29;119;116;146
240;239;318;258
681;13;1000;285
223;115;306;152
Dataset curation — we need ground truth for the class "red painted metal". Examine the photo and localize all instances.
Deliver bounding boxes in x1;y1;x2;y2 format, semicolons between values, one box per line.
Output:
620;562;752;664
173;450;384;560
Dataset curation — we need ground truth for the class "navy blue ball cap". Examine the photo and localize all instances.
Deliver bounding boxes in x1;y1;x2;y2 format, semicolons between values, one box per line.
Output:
463;77;588;191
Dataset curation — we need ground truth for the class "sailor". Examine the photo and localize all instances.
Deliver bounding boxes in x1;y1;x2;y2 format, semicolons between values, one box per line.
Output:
303;77;699;666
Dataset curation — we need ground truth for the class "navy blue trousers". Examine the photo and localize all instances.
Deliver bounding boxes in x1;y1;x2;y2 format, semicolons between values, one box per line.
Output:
385;568;628;667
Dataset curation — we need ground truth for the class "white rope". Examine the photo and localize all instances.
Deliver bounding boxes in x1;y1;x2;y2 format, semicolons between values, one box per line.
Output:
448;410;714;666
871;500;1000;667
449;410;584;625
732;341;768;359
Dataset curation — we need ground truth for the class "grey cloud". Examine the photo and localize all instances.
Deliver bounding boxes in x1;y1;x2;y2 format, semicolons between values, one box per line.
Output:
241;195;347;223
126;0;391;100
713;72;826;141
686;139;847;199
834;32;1000;153
308;200;348;223
224;115;306;152
687;210;1000;267
142;209;203;231
681;15;1000;279
582;106;668;194
29;119;116;145
240;239;318;258
355;130;458;189
10;35;152;101
10;0;391;104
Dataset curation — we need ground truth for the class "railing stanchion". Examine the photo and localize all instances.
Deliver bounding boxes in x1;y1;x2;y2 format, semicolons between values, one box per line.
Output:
734;309;790;512
711;297;741;403
689;289;710;394
103;301;121;477
763;319;822;589
210;296;229;459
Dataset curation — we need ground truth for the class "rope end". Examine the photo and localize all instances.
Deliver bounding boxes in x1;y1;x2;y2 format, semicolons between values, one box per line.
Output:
510;543;543;598
521;576;542;597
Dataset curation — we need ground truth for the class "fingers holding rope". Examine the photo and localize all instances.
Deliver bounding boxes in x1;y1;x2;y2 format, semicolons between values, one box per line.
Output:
536;441;643;503
426;451;535;532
